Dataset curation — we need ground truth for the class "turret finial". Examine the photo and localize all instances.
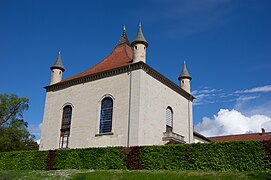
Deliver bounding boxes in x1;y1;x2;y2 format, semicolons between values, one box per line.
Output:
178;62;192;80
117;25;130;46
50;50;65;72
131;23;148;47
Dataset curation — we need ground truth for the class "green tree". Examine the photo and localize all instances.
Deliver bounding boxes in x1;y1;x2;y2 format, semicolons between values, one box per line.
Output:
0;94;38;152
0;94;29;127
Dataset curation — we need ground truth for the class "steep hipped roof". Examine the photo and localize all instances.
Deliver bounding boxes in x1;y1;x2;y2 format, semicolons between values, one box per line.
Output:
61;30;133;82
178;62;192;80
131;23;148;47
50;51;65;72
209;132;271;142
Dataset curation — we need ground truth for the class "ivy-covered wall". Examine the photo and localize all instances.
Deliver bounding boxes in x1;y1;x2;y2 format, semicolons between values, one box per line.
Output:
0;141;270;171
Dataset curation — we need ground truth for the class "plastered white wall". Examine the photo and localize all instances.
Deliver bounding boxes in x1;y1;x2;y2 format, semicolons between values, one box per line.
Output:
40;69;193;150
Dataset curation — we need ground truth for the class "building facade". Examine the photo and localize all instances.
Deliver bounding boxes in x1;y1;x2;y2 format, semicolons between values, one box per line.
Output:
39;25;195;150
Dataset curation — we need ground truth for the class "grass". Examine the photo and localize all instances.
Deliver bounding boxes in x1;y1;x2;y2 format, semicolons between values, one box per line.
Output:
0;170;271;180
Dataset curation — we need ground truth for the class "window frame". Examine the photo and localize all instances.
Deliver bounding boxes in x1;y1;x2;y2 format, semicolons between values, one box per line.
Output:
166;106;173;132
99;96;114;134
59;105;72;148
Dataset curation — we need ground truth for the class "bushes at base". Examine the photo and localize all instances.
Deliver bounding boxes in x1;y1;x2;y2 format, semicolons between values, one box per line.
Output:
0;150;48;170
186;141;269;171
54;147;126;170
140;141;270;171
0;140;270;171
141;145;188;170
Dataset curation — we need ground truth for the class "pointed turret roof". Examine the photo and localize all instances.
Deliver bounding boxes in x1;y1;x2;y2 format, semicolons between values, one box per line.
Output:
178;62;192;80
117;25;131;46
131;23;148;47
50;51;65;72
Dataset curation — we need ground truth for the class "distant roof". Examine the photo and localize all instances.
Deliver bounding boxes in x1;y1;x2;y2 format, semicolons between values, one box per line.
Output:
178;63;191;80
209;132;271;142
61;32;133;82
50;51;65;72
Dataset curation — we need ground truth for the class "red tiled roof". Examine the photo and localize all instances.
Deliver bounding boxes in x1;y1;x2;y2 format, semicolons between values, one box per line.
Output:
62;43;133;82
209;132;271;142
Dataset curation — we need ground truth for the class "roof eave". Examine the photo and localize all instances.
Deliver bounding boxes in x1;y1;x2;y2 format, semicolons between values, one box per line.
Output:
44;62;195;101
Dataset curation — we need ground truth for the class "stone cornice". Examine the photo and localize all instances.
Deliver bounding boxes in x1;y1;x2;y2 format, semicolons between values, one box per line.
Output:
45;62;195;101
140;63;195;101
193;131;211;142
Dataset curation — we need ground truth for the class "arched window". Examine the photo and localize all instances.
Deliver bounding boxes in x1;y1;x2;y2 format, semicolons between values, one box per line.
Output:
99;97;113;134
59;105;72;148
166;107;173;132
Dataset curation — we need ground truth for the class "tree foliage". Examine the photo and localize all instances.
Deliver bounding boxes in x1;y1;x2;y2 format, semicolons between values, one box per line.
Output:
0;94;38;152
0;94;29;127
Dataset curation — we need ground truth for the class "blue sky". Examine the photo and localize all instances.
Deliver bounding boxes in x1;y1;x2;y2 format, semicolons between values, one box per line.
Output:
0;0;271;139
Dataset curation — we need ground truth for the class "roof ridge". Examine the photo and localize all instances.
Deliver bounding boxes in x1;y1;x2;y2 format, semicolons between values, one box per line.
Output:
123;44;133;61
60;44;133;82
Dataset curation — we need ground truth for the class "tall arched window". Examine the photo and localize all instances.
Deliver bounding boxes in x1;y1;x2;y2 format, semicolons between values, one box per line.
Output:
99;97;113;134
59;105;72;148
166;107;173;132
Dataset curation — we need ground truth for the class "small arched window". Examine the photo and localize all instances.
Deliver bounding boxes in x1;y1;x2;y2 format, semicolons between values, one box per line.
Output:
59;105;72;148
99;97;113;134
166;107;173;132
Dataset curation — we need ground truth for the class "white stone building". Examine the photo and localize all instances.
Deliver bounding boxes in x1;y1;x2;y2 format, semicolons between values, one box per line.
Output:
39;25;206;151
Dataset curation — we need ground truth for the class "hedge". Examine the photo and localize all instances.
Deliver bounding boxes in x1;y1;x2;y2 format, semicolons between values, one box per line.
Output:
0;140;270;171
140;141;270;171
0;150;48;170
54;147;126;170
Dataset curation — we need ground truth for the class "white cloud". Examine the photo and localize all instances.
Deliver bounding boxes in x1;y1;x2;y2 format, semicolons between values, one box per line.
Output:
235;85;271;94
195;109;271;137
192;88;235;106
236;95;259;102
244;85;271;93
192;88;217;95
193;84;271;106
28;123;42;139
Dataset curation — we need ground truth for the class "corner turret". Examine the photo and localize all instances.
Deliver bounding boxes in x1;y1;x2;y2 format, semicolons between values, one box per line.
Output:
131;23;148;63
50;51;65;85
178;61;192;93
